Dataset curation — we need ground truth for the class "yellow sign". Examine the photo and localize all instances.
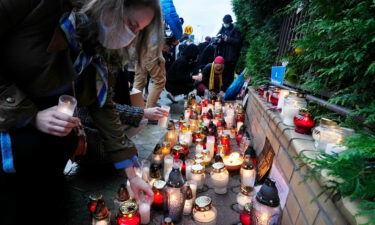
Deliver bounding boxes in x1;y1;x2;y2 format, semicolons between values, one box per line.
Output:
184;25;193;35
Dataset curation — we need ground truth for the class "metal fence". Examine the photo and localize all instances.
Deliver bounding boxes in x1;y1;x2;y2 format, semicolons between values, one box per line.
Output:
275;9;308;64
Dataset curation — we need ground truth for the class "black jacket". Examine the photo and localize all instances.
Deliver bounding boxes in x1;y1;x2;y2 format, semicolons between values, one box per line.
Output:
166;44;199;95
216;24;242;63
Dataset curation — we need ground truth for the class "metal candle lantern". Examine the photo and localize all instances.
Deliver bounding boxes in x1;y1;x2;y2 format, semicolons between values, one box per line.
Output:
192;196;217;225
250;178;282;225
293;108;315;134
116;201;140;225
166;165;186;223
210;162;229;194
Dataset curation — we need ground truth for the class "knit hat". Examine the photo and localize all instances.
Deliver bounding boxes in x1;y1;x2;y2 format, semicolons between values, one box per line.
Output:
223;14;233;23
214;56;225;64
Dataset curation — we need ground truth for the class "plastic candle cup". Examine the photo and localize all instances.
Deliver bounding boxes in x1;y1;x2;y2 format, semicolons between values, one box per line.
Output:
210;162;229;194
57;95;77;116
192;196;217;225
158;105;171;128
191;164;205;189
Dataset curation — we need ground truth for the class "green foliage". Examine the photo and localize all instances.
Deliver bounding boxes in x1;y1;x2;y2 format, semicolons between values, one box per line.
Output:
297;133;375;224
285;0;375;124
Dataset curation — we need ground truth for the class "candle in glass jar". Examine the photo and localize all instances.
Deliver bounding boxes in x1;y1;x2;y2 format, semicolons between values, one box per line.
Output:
237;186;255;210
161;142;171;156
202;149;212;166
57;95;77;116
165;130;178;147
191;164;205;189
223;152;244;172
185;159;194;180
281;92;307;126
210;162;229;194
116;201;141;225
152;180;166;210
187;180;198;200
192;196;217;225
240;156;256;187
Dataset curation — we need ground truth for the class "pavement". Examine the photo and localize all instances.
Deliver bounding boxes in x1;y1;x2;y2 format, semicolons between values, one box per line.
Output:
65;91;242;225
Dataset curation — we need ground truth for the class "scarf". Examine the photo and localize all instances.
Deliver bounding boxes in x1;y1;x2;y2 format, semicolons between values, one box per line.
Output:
60;12;109;107
209;63;223;90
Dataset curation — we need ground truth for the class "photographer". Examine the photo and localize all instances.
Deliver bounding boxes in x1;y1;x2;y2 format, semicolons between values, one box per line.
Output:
215;14;242;91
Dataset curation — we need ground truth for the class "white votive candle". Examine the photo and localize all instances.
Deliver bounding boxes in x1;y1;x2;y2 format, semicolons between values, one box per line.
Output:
57;95;77;116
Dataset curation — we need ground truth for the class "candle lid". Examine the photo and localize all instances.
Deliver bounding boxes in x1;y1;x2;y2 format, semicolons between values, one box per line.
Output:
119;201;138;215
202;149;210;155
195;153;204;159
242;155;255;170
212;162;226;173
191;164;204;174
240;185;254;196
89;193;103;201
153;180;166;190
256;178;280;207
166;165;185;188
172;145;183;152
163;217;173;224
194;196;212;211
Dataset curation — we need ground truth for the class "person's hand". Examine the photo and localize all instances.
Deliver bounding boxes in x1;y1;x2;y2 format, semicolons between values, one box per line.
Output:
33;106;80;136
144;107;169;120
129;175;154;203
223;35;228;42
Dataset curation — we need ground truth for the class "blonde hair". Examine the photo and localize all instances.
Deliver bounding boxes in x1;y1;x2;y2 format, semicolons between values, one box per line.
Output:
75;0;164;65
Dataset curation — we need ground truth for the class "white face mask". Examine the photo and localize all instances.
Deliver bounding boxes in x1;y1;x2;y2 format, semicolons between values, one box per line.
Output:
98;17;136;50
223;23;230;28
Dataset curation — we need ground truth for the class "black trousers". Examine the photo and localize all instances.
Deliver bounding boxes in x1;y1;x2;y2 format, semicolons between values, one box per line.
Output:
223;61;236;91
0;125;77;225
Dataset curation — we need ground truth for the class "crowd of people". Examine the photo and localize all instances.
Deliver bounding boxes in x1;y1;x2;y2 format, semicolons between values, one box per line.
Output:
0;0;242;224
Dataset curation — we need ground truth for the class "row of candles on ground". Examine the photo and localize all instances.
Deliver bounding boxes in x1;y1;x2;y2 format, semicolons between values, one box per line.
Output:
256;86;356;155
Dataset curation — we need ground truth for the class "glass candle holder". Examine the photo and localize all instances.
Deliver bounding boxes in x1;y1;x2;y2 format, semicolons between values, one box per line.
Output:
237;186;255;210
277;89;290;111
210;162;229;194
163;154;174;180
293;108;315;134
161;142;171;156
116;201;140;225
166;166;186;223
281;91;307;126
139;194;152;224
192;196;217;225
141;160;150;183
185;159;194;180
250;178;282;225
270;88;280;106
88;193;103;215
92;199;111;225
202;149;212;166
187;180;198;200
114;185;130;211
171;145;184;160
191;164;205;189
223;152;244;172
240;155;256;187
240;203;252;225
220;134;231;154
183;185;194;215
165;130;178;147
312;118;338;150
152;180;166;210
206;136;216;159
57;95;77;116
149;163;162;186
158;105;171;128
195;141;204;155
